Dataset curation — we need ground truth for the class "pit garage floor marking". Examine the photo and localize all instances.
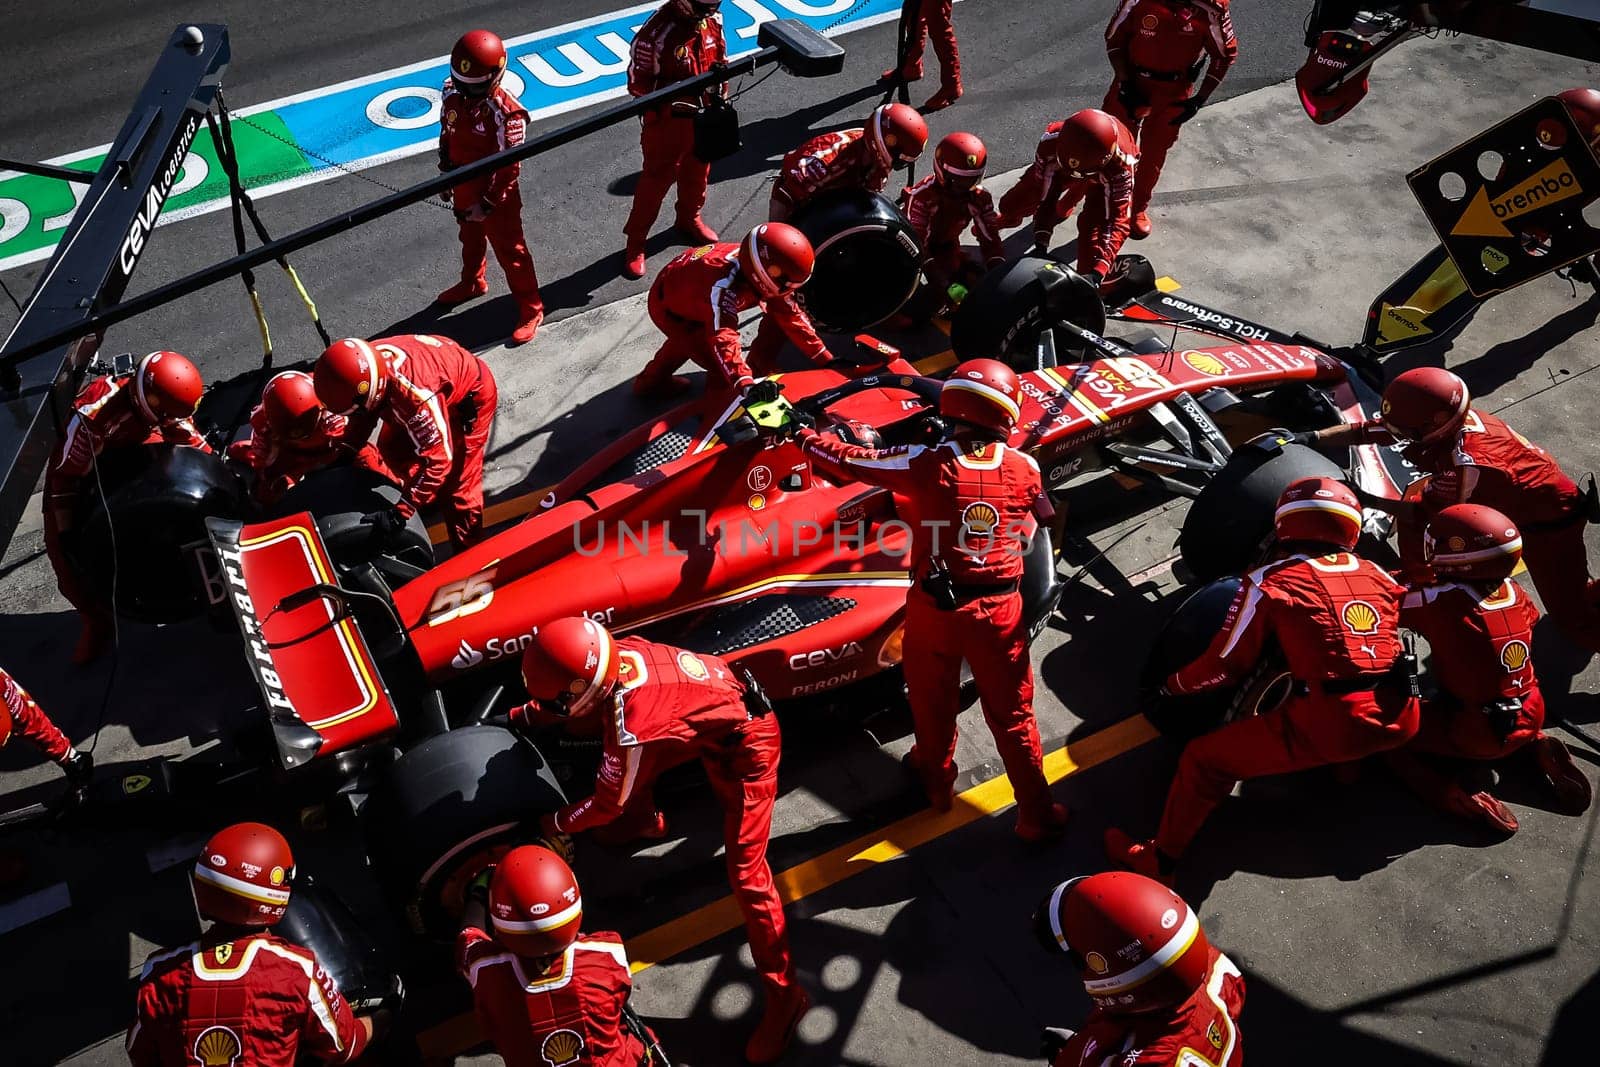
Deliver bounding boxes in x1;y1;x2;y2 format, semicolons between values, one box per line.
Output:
416;713;1160;1060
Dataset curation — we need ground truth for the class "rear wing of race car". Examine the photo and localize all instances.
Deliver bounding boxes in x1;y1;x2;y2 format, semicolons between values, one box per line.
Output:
206;514;400;770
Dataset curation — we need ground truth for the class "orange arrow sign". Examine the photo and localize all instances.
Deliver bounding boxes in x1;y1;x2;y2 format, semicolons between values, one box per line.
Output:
1452;158;1586;238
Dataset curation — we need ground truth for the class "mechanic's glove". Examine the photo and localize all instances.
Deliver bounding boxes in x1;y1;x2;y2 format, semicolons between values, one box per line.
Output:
1040;1027;1077;1060
744;379;783;407
1282;429;1319;448
783;406;817;439
466;865;495;906
1116;80;1147;111
1171;97;1205;126
61;749;93;790
439;186;454;206
538;814;577;862
462;199;493;223
1083;268;1106;289
361;507;407;540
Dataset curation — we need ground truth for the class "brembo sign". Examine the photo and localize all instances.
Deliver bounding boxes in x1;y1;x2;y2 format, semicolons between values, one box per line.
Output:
0;0;920;271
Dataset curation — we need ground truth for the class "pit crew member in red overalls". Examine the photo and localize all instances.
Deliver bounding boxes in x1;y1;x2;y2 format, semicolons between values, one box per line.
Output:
313;334;498;550
767;103;928;222
882;0;963;112
633;222;834;397
796;359;1070;841
1102;0;1238;239
1386;504;1592;835
517;617;807;1064
43;351;207;664
1106;478;1420;883
437;31;544;346
1297;367;1600;655
996;109;1139;287
226;371;380;505
2;666;90;789
1033;872;1245;1066
127;823;381;1066
622;0;727;280
457;844;655;1067
900;131;1007;297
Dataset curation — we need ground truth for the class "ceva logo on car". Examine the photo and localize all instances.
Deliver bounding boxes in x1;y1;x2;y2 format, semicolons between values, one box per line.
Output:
451;631;540;670
788;641;863;670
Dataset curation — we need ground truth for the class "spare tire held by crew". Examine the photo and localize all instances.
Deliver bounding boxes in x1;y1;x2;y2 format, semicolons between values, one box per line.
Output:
788;189;924;333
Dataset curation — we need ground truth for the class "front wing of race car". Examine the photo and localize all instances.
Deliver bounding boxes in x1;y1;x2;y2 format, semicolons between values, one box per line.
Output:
207;514;401;768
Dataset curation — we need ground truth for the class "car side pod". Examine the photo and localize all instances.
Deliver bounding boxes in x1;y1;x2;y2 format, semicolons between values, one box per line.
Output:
757;18;846;79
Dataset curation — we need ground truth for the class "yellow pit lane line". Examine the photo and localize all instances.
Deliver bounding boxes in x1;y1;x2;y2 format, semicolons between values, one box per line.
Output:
416;713;1160;1060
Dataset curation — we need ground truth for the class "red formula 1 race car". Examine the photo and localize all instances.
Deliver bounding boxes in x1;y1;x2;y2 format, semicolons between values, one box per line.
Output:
50;256;1408;942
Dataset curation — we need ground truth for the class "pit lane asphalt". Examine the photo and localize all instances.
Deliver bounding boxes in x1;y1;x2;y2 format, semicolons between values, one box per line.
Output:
2;10;1600;1067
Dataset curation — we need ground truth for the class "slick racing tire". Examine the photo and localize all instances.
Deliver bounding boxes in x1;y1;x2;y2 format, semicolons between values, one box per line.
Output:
950;256;1107;372
273;465;433;578
70;443;246;623
277;875;400;1012
1178;437;1346;583
788;189;923;333
364;725;567;940
1142;577;1293;739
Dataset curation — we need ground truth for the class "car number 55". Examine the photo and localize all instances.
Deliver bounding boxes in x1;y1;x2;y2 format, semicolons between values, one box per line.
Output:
426;568;497;626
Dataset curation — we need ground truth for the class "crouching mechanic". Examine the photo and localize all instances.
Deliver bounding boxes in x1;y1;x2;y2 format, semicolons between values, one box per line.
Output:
128;822;384;1066
516;618;808;1063
794;360;1069;841
437;30;545;345
313;334;498;549
1106;478;1420;882
1032;872;1244;1066
458;844;657;1066
1294;367;1600;655
1387;504;1592;834
226;371;379;504
901;131;1007;299
633;222;835;398
996;109;1139;287
43;351;208;663
768;103;928;222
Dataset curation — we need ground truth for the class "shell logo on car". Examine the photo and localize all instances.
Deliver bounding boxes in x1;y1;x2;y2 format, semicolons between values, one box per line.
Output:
1182;351;1227;376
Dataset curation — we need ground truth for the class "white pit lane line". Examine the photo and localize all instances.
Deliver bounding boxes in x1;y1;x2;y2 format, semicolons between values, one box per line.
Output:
0;882;72;936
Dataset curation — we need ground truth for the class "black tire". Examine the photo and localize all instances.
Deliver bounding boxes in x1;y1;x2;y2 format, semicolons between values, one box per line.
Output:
789;189;923;333
277;876;398;1011
271;465;433;576
950;256;1107;372
70;444;247;623
1178;437;1346;583
363;725;567;940
1141;578;1293;739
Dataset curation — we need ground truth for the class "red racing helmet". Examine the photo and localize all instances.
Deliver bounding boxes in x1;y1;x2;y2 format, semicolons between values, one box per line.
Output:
1033;872;1213;1016
1274;476;1363;549
487;845;584;958
740;223;815;300
1381;367;1469;447
933;132;988;191
450;30;508;95
1425;504;1524;583
521;616;620;717
867;103;929;170
133;351;204;423
259;371;327;443
939;359;1021;435
1558;88;1600;148
314;338;389;415
192;822;296;927
1054;109;1125;179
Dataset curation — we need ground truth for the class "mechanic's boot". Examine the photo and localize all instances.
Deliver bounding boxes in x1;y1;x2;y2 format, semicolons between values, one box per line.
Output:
745;983;810;1064
1014;802;1070;843
881;63;923;84
510;305;544;346
594;808;669;845
71;614;113;666
1442;785;1519;836
632;370;692;398
436;278;488;306
622;244;648;280
1104;828;1175;886
919;84;962;114
1531;735;1593;814
676;215;718;245
1130;211;1153;240
903;747;954;813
